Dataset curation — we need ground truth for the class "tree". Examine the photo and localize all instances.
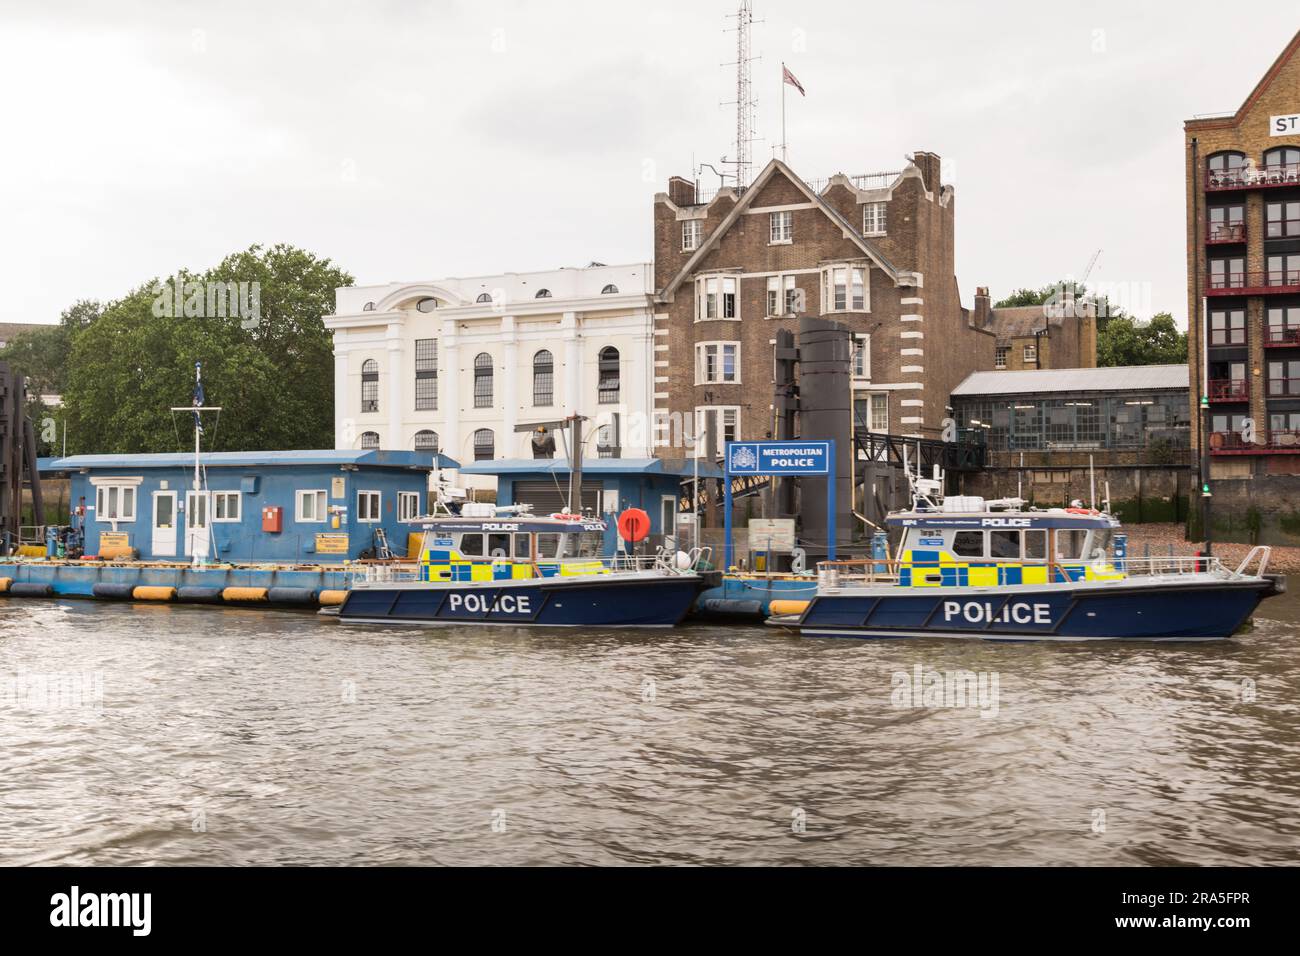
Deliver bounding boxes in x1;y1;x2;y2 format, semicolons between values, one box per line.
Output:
60;245;353;454
1096;312;1187;367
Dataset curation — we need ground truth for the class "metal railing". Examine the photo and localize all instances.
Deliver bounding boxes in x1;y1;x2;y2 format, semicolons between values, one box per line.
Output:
1266;326;1300;346
1206;162;1300;190
1208;378;1248;401
1267;377;1300;397
1207;222;1245;242
1266;219;1300;239
347;547;712;587
1207;269;1300;293
814;549;1272;589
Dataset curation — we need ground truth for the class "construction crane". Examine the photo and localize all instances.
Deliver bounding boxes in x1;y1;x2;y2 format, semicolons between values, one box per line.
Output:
1080;248;1102;287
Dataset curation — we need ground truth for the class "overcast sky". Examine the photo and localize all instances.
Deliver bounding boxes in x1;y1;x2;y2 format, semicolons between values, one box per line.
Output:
1;1;1295;327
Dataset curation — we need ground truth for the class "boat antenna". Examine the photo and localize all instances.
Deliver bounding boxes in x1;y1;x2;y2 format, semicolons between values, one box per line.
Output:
169;361;222;568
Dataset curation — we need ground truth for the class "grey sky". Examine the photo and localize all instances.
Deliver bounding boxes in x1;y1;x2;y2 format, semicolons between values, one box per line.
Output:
1;0;1295;326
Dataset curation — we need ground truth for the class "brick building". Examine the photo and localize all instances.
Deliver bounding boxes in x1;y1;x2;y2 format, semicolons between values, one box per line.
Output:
971;289;1098;372
1186;29;1300;476
650;153;998;455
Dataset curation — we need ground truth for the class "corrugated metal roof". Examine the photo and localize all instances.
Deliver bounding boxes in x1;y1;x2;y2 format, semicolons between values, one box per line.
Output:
44;449;459;470
951;365;1190;397
460;457;723;478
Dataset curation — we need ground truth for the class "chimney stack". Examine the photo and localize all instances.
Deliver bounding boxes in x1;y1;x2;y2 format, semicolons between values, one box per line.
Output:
911;151;942;193
668;176;697;207
973;286;992;327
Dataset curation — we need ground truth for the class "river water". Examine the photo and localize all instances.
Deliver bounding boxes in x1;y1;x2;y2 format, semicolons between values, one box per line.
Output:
2;591;1299;866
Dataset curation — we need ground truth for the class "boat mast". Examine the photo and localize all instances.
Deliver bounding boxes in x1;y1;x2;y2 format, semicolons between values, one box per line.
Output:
170;361;222;568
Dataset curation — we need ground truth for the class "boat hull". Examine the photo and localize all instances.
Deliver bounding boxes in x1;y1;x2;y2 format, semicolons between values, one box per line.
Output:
777;575;1282;641
337;572;703;628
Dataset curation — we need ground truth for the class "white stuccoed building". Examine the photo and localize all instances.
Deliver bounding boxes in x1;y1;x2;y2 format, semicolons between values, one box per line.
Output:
324;263;656;489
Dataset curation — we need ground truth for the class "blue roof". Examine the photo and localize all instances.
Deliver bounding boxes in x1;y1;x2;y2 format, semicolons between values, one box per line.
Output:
459;457;722;479
41;449;459;472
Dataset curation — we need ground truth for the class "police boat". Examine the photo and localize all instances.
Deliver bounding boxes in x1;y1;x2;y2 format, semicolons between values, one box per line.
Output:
767;493;1284;642
334;503;709;628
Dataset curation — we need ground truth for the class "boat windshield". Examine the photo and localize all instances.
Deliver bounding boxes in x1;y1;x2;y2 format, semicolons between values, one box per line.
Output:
1090;529;1113;561
565;531;604;559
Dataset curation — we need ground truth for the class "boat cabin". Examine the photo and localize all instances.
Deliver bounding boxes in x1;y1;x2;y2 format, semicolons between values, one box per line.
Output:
887;503;1120;587
413;508;610;582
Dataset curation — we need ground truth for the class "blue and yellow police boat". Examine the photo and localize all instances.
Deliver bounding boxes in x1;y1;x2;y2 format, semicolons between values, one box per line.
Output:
335;504;708;628
768;496;1284;642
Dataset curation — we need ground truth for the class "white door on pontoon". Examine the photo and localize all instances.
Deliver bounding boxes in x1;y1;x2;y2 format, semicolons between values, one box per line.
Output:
185;490;210;559
152;491;178;557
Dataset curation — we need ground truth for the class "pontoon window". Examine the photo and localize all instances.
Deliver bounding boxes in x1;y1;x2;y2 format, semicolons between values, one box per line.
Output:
537;533;561;559
989;530;1020;559
952;531;984;558
459;533;485;557
1023;530;1047;560
1056;530;1087;561
514;533;531;559
487;533;511;557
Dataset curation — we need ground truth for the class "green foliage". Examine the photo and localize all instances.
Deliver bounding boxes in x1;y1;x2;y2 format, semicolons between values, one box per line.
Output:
60;244;352;454
1096;312;1187;367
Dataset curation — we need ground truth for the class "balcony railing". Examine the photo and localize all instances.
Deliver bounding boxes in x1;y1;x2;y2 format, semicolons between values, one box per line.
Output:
1206;163;1300;191
1267;326;1300;346
1206;269;1300;295
1266;220;1300;240
1208;378;1249;402
1211;429;1300;454
1207;222;1245;243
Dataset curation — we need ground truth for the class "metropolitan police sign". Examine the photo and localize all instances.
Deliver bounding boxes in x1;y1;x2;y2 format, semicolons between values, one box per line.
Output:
726;441;831;476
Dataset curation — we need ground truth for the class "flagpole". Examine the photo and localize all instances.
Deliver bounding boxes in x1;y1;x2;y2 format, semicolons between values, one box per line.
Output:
781;62;787;162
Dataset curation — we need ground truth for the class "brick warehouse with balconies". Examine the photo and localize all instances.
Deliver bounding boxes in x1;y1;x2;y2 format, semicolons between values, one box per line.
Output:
650;153;1000;456
1186;29;1300;543
1188;30;1300;468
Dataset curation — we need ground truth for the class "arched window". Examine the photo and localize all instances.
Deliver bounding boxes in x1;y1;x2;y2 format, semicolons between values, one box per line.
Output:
535;288;552;298
598;346;620;404
362;301;376;311
473;428;494;461
361;359;379;413
359;431;380;449
473;352;493;408
1264;147;1300;182
1207;151;1247;188
533;349;554;406
475;292;493;303
601;284;619;294
414;429;439;452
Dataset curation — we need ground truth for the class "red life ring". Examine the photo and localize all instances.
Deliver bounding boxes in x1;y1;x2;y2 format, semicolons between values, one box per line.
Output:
617;508;651;543
1065;507;1096;515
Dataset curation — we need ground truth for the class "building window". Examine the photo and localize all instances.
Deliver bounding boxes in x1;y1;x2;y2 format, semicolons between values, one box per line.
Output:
682;219;702;251
212;491;240;522
1206;151;1247;187
696;275;739;321
1268;359;1300;397
696;341;740;384
398;491;421;522
413;429;439;452
597;414;620;459
994;346;1009;369
822;265;867;312
769;210;793;243
415;297;438;313
1210;309;1246;345
532;349;554;406
598;347;620;403
854;394;888;433
1268;253;1300;287
359;430;379;449
473;428;495;461
473;352;493;407
1268;306;1300;345
1023;344;1037;364
475;292;493;303
601;284;619;294
862;201;887;236
95;484;136;521
414;338;437;410
852;334;870;378
361;358;379;413
357;490;381;522
1210;257;1244;290
296;489;327;523
1208;204;1245;241
695;406;740;453
534;288;552;299
766;274;800;317
1263;146;1300;173
1267;201;1300;239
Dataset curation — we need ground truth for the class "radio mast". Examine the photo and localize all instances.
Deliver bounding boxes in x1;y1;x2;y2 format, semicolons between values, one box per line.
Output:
723;1;760;189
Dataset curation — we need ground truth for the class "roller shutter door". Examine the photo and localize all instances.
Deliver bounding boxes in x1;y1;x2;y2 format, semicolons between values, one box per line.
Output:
512;480;601;516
